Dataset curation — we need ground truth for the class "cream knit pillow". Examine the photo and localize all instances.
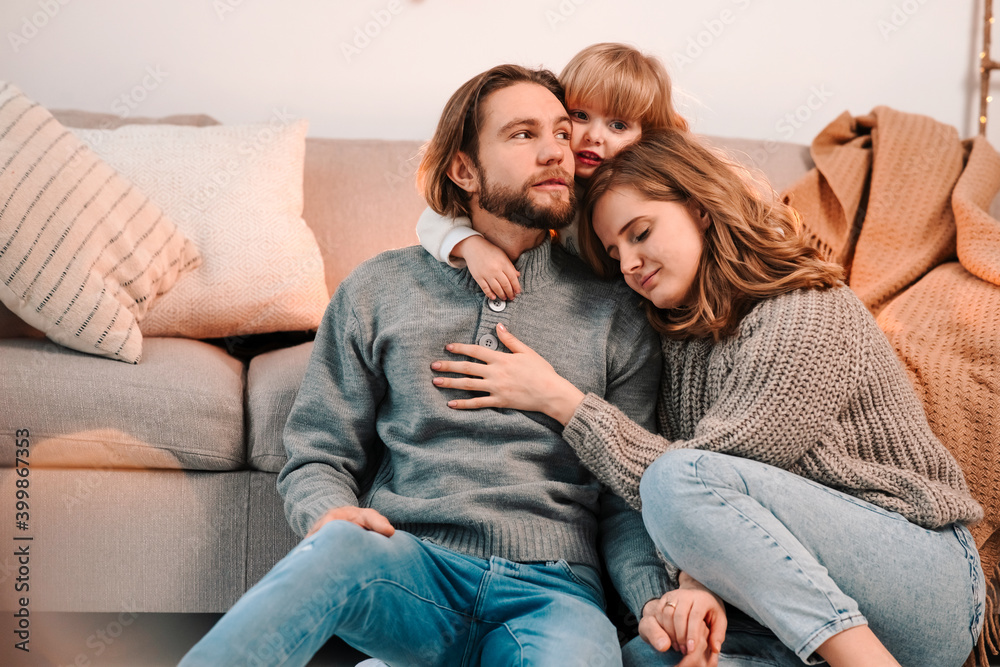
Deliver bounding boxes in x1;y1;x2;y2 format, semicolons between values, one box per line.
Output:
72;119;328;339
0;82;201;363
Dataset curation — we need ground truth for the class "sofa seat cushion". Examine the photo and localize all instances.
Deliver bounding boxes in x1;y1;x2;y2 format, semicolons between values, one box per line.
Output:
0;337;245;470
247;341;313;472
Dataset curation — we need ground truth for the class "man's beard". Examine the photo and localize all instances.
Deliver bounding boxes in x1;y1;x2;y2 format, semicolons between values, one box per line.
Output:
477;170;577;231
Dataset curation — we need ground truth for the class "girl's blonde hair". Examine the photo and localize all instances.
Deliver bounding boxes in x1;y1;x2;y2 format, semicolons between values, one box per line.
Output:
580;129;843;341
560;43;688;132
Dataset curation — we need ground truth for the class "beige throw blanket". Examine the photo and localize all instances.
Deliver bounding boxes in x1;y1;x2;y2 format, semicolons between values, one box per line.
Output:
783;106;1000;665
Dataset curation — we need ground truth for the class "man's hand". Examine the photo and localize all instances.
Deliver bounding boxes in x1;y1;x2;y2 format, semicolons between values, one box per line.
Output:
452;235;521;301
306;506;396;538
639;584;727;667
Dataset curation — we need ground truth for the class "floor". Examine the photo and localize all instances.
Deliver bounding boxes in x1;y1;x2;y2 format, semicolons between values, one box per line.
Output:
1;613;370;666
5;613;996;665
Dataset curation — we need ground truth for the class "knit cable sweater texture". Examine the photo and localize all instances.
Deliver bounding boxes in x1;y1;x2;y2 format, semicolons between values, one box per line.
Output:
563;285;982;530
277;239;669;617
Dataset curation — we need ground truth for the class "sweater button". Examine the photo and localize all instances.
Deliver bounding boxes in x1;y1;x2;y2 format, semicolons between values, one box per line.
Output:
478;333;499;350
487;298;507;312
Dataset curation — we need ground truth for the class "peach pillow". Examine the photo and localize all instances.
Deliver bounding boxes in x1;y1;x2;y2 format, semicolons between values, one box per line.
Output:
72;119;328;339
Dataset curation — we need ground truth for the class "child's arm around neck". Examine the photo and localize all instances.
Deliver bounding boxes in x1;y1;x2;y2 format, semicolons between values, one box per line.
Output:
415;205;522;301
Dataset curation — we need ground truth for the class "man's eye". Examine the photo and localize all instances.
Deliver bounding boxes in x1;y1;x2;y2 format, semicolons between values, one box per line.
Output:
513;131;531;139
556;130;571;140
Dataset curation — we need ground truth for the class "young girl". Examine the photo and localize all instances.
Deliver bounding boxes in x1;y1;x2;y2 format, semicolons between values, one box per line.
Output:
416;42;687;301
429;129;985;667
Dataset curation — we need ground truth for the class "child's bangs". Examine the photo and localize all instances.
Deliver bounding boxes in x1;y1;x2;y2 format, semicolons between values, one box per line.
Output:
565;67;656;124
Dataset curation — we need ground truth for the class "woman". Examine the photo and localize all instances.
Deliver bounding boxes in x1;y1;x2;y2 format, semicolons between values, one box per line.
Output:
430;129;985;667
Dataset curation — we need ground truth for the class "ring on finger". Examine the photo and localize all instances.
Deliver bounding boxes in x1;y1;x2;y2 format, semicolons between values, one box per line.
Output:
665;601;677;608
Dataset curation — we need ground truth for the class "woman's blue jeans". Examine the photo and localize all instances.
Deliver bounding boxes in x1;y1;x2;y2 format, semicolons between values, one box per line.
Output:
635;449;984;667
179;520;623;666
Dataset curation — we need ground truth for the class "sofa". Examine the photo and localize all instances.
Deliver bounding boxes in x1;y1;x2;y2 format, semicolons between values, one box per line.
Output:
1;105;998;662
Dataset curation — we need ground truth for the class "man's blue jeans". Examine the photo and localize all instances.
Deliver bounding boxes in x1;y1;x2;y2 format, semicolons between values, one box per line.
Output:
179;520;623;666
633;449;984;667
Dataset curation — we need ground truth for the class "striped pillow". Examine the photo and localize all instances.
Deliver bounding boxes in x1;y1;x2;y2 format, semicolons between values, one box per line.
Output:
0;82;201;363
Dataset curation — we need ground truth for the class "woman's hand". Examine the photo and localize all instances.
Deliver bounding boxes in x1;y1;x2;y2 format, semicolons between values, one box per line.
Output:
639;583;727;667
431;324;585;425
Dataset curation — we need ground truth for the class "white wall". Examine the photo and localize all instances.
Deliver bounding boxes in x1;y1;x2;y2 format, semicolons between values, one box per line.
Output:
1;0;998;147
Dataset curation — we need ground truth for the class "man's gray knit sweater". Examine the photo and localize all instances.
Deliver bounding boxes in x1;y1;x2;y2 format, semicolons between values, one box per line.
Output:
563;285;983;529
277;239;669;617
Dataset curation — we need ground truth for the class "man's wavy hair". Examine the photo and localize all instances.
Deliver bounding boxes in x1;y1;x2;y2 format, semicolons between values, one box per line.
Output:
580;128;843;341
417;65;565;219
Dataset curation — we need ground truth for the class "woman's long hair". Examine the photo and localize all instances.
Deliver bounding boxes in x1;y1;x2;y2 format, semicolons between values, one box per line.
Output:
580;129;843;340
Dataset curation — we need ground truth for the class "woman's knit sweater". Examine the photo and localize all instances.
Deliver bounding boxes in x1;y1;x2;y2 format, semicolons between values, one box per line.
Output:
562;285;983;529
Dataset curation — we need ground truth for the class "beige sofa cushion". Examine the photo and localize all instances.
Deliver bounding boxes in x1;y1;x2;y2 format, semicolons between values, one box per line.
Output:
0;337;245;470
0;83;201;363
0;109;218;341
73;120;329;339
246;341;313;472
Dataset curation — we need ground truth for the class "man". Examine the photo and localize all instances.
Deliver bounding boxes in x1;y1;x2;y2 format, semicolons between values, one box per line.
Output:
181;64;668;666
